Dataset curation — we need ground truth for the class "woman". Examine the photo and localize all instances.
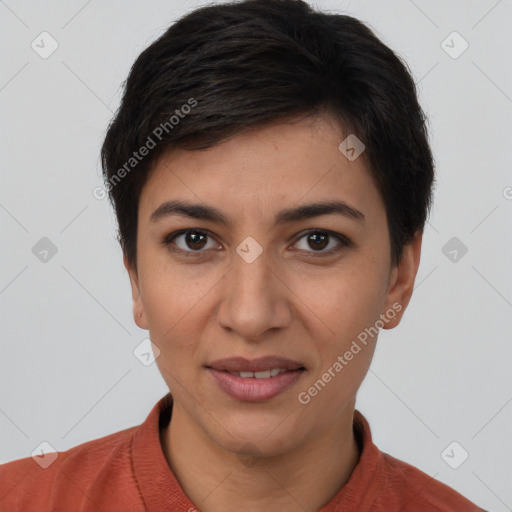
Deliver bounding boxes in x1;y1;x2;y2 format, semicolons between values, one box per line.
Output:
0;1;488;510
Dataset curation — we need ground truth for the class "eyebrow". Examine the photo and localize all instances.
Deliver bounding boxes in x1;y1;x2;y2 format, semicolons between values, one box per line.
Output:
150;199;365;226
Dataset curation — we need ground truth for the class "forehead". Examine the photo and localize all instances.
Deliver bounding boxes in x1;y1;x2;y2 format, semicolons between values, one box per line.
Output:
138;114;384;227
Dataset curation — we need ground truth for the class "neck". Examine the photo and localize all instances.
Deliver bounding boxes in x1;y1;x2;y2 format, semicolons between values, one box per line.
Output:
160;401;360;512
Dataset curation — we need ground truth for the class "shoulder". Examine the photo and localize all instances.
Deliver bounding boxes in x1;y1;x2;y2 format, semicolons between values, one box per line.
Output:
377;451;487;512
349;411;487;512
0;425;139;512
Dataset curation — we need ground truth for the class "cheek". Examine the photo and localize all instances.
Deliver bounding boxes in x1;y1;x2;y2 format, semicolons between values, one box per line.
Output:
295;261;388;344
292;262;388;411
138;262;210;360
295;278;382;416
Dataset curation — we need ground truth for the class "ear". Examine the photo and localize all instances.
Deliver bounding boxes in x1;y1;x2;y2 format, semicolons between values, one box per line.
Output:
123;253;149;330
382;230;423;329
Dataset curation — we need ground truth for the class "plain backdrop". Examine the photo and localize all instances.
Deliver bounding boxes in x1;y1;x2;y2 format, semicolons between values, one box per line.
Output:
1;1;511;510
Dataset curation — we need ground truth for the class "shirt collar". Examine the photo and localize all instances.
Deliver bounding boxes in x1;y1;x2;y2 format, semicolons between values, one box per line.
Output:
132;392;384;511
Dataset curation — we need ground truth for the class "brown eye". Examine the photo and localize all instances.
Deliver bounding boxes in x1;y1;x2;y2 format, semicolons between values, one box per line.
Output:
164;229;219;253
307;232;329;251
294;230;350;255
184;231;208;250
163;228;350;258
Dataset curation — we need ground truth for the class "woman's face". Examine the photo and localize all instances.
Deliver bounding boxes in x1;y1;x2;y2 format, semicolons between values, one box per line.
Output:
126;113;420;457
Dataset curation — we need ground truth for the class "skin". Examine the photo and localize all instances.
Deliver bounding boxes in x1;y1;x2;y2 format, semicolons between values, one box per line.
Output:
124;113;422;512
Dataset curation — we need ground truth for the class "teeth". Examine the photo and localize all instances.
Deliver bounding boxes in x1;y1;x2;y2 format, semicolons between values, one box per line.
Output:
229;369;289;378
255;370;271;379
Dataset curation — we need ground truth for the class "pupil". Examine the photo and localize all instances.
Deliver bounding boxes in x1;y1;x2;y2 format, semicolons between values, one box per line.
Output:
309;233;328;250
187;231;206;250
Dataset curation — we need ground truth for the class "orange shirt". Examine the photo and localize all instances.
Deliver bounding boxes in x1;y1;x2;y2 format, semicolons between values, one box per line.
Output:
0;392;486;511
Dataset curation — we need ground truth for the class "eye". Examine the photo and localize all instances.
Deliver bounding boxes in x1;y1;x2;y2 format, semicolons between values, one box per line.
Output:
163;228;351;257
293;230;350;255
163;229;221;255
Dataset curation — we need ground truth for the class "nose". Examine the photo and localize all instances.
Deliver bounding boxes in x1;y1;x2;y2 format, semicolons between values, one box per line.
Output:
216;243;292;342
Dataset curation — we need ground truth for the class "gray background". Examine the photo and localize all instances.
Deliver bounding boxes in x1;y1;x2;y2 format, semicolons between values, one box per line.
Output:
1;0;511;510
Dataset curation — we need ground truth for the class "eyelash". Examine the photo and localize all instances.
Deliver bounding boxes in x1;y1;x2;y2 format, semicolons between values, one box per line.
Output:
162;229;351;257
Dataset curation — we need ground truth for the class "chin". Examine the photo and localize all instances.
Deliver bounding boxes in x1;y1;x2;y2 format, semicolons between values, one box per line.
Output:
207;411;306;457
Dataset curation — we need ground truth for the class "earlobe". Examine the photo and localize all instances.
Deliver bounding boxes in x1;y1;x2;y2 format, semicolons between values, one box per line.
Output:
382;231;423;330
123;253;149;330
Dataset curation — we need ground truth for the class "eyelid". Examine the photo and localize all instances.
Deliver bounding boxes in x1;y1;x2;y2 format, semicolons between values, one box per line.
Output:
291;229;351;256
163;228;351;255
163;228;221;253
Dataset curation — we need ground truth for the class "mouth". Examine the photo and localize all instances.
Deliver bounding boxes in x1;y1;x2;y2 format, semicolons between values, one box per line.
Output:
223;368;296;378
206;356;305;373
205;356;306;402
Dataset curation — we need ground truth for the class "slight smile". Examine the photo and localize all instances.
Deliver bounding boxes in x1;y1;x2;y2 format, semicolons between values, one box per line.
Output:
206;356;307;402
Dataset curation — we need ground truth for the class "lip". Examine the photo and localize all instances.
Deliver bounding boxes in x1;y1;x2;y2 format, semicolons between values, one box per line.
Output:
205;356;306;402
207;367;305;402
206;356;305;373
